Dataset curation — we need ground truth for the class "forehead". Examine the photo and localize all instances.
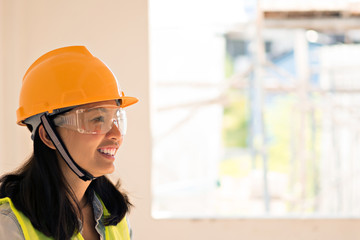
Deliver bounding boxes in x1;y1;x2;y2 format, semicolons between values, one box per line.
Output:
75;100;118;110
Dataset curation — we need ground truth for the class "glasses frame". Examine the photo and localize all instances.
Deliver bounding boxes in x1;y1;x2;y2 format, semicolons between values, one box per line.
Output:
52;105;127;135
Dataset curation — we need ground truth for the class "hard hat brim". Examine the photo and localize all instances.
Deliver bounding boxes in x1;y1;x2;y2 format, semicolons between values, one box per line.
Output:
120;96;139;108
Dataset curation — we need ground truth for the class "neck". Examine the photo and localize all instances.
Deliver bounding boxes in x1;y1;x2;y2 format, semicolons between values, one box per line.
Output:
57;152;92;208
69;174;91;208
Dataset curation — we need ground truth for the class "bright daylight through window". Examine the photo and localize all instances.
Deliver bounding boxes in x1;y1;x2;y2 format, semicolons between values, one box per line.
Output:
150;0;360;218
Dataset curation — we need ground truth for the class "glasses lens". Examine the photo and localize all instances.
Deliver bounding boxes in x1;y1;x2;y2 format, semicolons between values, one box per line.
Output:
80;107;126;135
115;109;127;135
54;106;127;135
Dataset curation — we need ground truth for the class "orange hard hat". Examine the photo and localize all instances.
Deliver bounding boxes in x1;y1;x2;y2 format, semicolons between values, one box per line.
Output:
16;46;138;125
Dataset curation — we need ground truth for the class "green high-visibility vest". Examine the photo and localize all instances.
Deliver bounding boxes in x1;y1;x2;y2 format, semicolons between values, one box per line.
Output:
0;197;130;240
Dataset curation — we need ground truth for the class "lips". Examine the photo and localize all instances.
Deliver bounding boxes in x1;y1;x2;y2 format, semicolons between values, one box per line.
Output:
99;148;115;155
97;146;118;157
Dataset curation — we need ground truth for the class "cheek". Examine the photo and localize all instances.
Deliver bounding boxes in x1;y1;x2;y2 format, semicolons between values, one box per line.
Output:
57;128;100;157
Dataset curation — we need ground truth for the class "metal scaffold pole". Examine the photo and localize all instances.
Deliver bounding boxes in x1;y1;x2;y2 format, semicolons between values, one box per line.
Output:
249;0;269;213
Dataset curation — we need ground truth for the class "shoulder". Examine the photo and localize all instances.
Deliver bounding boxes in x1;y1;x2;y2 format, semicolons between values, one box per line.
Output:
92;194;133;239
126;215;133;240
0;201;25;239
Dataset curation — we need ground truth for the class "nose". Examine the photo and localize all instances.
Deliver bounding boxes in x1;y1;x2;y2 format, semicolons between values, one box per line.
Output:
106;122;122;141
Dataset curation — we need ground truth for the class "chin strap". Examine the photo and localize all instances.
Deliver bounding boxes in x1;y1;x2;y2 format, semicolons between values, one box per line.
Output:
40;113;95;181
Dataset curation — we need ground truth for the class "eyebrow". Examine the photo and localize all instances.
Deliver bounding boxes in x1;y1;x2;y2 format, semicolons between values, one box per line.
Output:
86;108;108;113
86;107;119;114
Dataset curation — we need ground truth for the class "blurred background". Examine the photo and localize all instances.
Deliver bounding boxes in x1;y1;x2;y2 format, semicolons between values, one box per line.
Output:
1;0;360;239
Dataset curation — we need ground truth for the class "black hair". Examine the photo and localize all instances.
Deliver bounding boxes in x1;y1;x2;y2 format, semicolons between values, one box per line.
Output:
0;126;131;239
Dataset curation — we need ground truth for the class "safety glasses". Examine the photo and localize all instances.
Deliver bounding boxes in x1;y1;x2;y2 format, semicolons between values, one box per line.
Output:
53;105;127;135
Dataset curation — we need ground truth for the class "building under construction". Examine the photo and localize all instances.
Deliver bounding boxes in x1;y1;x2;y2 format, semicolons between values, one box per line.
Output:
151;0;360;217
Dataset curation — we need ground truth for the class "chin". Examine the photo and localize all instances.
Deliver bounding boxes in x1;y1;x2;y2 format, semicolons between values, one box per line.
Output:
95;166;115;177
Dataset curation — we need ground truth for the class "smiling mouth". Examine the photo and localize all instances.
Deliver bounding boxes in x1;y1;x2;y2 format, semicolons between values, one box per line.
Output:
97;148;117;157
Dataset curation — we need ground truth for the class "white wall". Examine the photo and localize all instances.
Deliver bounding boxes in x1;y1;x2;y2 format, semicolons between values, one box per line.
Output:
1;1;360;239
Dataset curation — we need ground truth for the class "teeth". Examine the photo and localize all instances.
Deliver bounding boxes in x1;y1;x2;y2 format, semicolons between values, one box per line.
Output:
99;148;116;156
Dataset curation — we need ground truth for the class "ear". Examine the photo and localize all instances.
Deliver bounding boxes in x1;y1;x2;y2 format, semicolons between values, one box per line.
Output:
38;125;56;150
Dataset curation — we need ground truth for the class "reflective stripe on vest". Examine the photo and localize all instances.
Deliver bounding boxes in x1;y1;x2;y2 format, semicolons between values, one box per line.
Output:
0;197;130;240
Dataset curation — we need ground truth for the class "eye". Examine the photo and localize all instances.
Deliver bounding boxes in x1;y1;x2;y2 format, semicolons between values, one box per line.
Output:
91;115;105;123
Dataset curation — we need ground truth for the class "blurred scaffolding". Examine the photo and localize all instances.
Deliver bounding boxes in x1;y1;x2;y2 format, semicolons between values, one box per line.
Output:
150;0;360;217
225;0;360;215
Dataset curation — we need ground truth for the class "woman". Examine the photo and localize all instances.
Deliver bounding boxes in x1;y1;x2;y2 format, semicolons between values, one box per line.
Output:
0;46;138;239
